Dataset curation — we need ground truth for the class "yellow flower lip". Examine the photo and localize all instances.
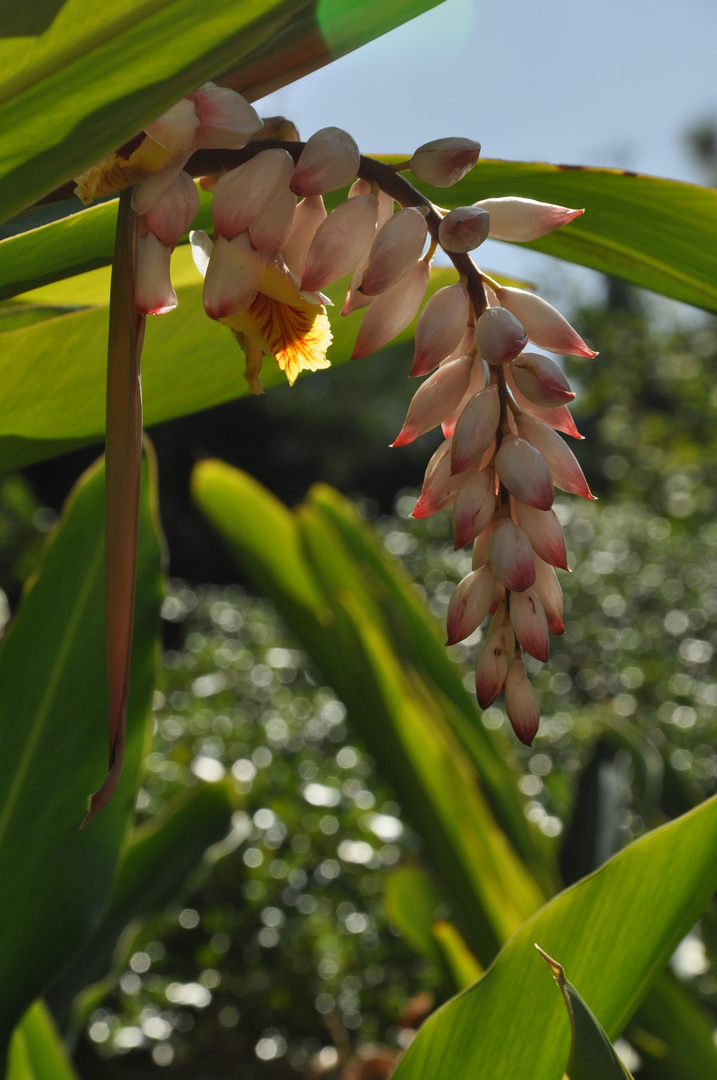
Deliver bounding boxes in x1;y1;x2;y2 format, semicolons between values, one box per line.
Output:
221;257;332;386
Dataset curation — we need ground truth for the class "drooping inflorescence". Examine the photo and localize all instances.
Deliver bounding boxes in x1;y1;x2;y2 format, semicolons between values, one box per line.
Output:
76;82;596;746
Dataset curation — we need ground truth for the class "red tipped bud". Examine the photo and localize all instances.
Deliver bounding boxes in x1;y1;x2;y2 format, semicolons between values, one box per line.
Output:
438;205;490;252
291;127;360;196
489;519;535;591
413;439;462;518
189;82;263;149
511;352;574;408
135;232;177;315
301;193;378;293
412;283;470;376
475;613;513;709
509;589;550;662
446;565;495;645
496;287;596;358
475;307;528;366
505;366;582;438
409;137;481;187
516;415;594;499
505;658;540;745
394;354;473;446
352;260;430;359
495;436;554;510
213;150;295;241
514;503;569;571
451;467;496;550
451;385;500;474
475;197;583;243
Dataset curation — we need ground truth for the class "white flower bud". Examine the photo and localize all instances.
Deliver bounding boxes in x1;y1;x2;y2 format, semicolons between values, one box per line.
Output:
475;307;528;366
360;207;428;296
438;206;490;253
291;127;360;196
475;197;583;243
301;193;378;293
489;519;536;592
351;259;430;359
393;354;473;446
409;137;481;187
446;565;496;645
495;435;554;510
496;287;597;358
189;83;263;149
202;232;267;320
135;232;177;315
282;196;327;277
412;283;470;376
213;150;295;241
511;352;574;408
138;170;199;246
515;415;594;500
505;658;540;745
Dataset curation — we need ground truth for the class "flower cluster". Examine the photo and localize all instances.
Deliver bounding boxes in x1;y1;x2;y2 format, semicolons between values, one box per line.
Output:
77;83;596;744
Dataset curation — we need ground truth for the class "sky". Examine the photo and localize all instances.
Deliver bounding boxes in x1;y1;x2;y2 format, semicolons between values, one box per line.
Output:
255;0;717;309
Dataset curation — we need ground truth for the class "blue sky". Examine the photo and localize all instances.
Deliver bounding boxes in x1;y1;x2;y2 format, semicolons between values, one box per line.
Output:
256;0;717;307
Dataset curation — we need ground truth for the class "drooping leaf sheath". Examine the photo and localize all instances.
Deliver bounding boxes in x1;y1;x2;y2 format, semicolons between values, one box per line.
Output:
84;188;144;824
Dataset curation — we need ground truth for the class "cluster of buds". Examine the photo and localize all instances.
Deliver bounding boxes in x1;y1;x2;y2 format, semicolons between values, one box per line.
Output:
76;83;596;745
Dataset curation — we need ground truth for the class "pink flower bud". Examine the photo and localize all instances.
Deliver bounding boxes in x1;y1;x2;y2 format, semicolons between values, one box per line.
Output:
412;283;470;376
213;150;295;240
301;193;378;293
409;137;481;188
509;589;550;663
438;206;490;253
475;307;528;366
248;168;297;254
511;352;574;408
533;556;564;634
505;658;540;745
475;197;584;243
489;519;536;591
475;615;513;709
515;415;594;499
505;366;582;439
442;346;485;438
282;196;327;277
412;438;462;518
203;232;267;320
138;170;199;246
451;467;496;550
472;514;499;570
393;354;473;446
451;384;500;475
351;259;430;359
291;127;360;196
496;287;597;358
514;503;569;571
135;232;177;315
189;83;263;149
446;565;495;645
495;435;554;510
360;207;428;296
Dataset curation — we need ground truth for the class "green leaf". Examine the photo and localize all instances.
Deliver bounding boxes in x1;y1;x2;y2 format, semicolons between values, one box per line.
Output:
391;795;717;1080
0;0;443;223
425;158;717;315
192;462;546;964
0;453;163;1056
0;257;456;474
627;971;717;1080
383;865;445;965
6;1001;79;1080
432;920;483;992
537;946;633;1080
47;782;234;1031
